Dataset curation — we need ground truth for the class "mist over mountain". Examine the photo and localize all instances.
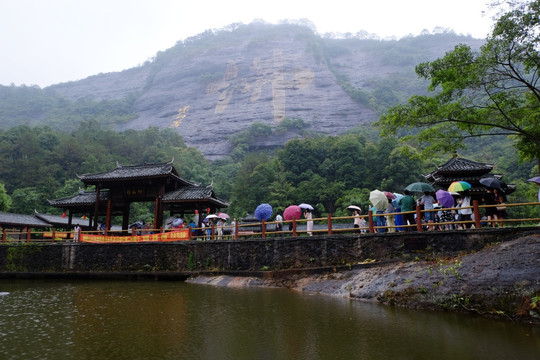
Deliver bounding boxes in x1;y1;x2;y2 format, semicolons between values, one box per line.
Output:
2;22;484;160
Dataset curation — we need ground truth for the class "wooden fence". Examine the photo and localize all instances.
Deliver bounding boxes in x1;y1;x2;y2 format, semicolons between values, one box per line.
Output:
1;201;539;243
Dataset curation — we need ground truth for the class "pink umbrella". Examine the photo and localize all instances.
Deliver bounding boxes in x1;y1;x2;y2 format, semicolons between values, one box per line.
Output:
384;191;396;199
283;205;302;220
217;212;230;220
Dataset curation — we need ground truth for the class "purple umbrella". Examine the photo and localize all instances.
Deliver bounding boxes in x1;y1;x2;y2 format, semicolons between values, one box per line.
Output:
435;189;455;208
527;176;540;185
254;203;273;221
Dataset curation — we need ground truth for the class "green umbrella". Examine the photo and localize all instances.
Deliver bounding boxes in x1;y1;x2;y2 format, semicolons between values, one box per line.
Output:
405;182;435;193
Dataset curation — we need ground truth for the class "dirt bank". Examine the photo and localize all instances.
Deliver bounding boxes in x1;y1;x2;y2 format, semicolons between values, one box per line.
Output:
187;234;540;324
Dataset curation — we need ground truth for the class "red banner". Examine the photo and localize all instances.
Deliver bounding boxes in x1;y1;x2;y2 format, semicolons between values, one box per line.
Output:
80;229;190;243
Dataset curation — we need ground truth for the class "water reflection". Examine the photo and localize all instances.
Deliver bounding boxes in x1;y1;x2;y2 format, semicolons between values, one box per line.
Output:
0;280;538;360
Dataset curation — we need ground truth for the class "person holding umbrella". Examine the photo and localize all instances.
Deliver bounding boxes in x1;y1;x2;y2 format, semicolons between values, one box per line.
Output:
348;205;366;233
398;189;416;231
304;209;313;236
528;176;540;202
275;212;283;233
230;218;237;239
435;190;455;230
353;209;361;233
385;199;396;233
458;190;474;228
284;205;302;235
216;216;226;240
418;191;436;230
494;188;507;227
482;188;498;227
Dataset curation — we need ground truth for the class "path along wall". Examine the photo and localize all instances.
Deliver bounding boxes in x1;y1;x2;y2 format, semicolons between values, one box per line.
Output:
0;228;537;275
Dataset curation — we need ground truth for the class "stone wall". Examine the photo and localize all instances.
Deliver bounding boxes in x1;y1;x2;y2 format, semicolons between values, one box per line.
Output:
0;228;537;275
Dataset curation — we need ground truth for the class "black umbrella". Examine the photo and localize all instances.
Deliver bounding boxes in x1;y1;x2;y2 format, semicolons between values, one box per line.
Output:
479;177;506;190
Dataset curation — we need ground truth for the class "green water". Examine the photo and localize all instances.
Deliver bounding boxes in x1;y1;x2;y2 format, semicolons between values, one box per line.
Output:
0;280;538;360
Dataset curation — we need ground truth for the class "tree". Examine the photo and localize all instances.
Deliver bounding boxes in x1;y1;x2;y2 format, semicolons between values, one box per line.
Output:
376;1;540;173
10;187;48;214
0;183;12;211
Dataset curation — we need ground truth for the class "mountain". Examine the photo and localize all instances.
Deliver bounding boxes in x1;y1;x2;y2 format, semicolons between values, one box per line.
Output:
3;23;485;160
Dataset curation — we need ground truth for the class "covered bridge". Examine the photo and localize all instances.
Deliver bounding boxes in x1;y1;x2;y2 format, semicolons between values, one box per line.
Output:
49;161;228;232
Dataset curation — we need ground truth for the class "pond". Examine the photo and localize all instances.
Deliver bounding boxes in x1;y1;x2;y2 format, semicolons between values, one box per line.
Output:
0;280;538;359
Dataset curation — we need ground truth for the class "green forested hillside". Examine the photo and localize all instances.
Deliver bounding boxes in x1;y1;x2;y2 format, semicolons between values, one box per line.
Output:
0;122;210;216
0;122;536;222
0;85;138;131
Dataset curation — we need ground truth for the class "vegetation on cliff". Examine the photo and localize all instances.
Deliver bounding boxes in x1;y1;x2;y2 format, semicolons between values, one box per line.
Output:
378;0;540;169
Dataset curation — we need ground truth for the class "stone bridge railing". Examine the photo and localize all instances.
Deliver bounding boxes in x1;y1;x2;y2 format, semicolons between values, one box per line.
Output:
0;227;538;279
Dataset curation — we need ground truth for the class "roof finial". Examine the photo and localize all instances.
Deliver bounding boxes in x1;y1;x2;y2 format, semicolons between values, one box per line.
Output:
452;151;458;159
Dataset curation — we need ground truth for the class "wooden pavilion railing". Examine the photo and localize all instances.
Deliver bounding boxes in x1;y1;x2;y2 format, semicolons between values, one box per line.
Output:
1;201;540;243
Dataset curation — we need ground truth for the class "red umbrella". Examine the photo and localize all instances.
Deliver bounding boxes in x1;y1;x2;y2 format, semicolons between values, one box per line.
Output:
283;205;302;220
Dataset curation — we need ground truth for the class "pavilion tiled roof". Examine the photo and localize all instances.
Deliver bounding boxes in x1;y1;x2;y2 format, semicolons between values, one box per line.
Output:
0;212;52;228
48;190;110;207
428;157;494;176
34;211;90;227
163;186;229;207
77;161;196;186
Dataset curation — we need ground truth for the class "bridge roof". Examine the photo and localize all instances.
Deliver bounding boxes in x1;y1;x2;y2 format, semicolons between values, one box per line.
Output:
0;212;52;228
34;211;91;228
163;186;229;208
77;161;196;187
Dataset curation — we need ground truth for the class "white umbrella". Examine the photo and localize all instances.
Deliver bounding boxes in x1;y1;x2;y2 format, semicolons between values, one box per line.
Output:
298;203;314;210
369;190;388;211
205;214;219;220
347;205;361;211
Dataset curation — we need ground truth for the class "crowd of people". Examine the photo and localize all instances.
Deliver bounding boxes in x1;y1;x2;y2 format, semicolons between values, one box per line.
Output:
362;188;509;232
135;184;517;239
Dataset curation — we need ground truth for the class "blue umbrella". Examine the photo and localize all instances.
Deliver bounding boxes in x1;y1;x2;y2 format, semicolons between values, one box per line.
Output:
255;203;273;220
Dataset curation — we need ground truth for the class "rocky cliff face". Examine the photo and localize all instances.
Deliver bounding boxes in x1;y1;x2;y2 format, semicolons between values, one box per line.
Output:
48;24;484;159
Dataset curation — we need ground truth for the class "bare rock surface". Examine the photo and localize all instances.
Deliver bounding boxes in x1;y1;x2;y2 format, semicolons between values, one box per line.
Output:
47;24;484;159
188;235;540;323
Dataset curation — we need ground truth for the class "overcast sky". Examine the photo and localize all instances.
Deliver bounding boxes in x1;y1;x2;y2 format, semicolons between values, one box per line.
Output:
0;0;494;88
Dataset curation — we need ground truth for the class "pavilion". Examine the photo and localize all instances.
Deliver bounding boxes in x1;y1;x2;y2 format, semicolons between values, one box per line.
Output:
49;161;228;232
423;154;515;200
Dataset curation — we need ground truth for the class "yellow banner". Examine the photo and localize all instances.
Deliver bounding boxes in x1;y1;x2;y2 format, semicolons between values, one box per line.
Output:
80;229;190;243
43;232;68;238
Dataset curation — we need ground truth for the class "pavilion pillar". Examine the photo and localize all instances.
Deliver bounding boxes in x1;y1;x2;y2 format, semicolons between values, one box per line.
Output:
67;212;73;240
154;197;161;230
122;203;130;231
196;204;203;228
106;199;112;234
155;184;165;229
93;184;101;230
